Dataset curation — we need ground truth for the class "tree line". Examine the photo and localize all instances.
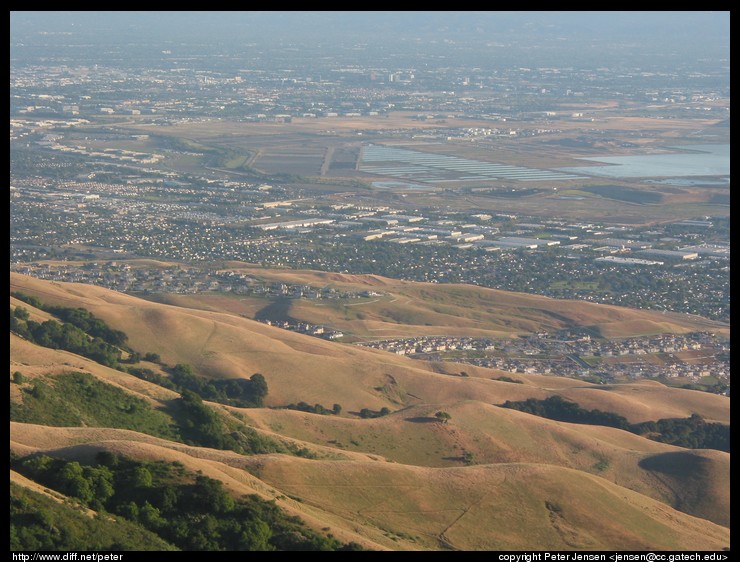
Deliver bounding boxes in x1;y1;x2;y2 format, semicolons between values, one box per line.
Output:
12;292;128;346
11;304;123;368
500;395;729;452
11;452;365;551
169;363;268;408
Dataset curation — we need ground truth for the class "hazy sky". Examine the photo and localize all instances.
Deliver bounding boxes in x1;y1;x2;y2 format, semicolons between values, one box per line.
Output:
10;11;729;44
10;11;730;73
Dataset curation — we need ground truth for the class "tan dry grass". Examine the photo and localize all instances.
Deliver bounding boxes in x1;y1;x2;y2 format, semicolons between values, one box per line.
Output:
239;400;729;528
10;274;730;546
558;381;730;424
238;456;730;550
10;273;728;421
147;266;728;339
8;423;395;551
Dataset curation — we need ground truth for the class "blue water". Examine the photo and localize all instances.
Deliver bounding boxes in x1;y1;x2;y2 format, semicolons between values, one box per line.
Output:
559;144;729;179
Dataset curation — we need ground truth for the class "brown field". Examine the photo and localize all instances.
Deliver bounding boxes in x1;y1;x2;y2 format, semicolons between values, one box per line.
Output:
401;189;728;224
9;421;729;550
123;111;724;137
557;381;729;425
9;423;390;550
241;455;728;551
237;401;730;527
101;111;731;224
10;274;730;550
10;272;728;421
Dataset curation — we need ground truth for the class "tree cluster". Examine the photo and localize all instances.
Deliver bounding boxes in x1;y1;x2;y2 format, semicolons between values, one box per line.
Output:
12;453;365;551
173;390;313;457
10;371;179;439
501;395;631;430
12;292;128;347
10;481;175;551
359;407;392;419
11;307;122;368
631;413;730;452
501;396;730;452
281;402;342;416
169;363;268;408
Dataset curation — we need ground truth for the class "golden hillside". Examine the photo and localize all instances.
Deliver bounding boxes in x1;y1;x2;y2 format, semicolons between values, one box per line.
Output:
149;264;730;339
9;423;730;551
10;273;730;550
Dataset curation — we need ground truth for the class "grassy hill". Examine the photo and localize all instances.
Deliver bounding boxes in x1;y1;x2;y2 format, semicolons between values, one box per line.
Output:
239;456;729;551
237;401;730;527
9;273;730;550
10;477;178;551
147;264;729;339
9;424;730;551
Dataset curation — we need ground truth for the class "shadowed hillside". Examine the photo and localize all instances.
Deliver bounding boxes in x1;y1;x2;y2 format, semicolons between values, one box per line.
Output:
9;273;730;550
145;265;729;339
8;425;730;551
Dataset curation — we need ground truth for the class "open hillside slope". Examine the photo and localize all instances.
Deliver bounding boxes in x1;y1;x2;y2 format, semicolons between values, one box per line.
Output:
240;456;729;551
10;273;730;550
9;273;728;420
9;420;731;551
8;423;730;551
237;402;730;528
150;264;730;339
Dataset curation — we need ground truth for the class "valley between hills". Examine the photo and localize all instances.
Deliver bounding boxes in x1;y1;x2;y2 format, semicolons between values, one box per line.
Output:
10;271;730;551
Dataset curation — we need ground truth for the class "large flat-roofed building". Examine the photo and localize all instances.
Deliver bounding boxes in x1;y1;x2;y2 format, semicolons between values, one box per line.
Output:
595;256;664;266
497;237;560;247
635;249;699;261
588;238;651;250
360;229;396;241
359;217;399;226
381;215;425;223
447;234;485;243
678;244;730;257
391;237;422;244
490;240;539;250
674;220;713;227
256;218;334;230
412;228;461;237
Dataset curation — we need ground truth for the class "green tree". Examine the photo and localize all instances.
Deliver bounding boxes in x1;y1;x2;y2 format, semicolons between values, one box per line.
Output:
129;466;154;488
20;454;55;478
139;502;164;529
58;462;94;504
30;384;46;399
435;411;451;424
249;373;268;406
158;486;179;512
191;475;235;514
85;465;115;506
238;519;273;550
14;306;30;320
118;501;140;522
96;451;120;468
